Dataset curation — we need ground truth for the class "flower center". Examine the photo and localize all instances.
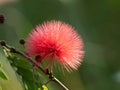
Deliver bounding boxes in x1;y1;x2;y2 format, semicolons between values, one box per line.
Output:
48;48;56;53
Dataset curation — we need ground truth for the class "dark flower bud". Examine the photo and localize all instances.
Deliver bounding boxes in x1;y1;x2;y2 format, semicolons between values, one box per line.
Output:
19;39;25;45
0;41;6;46
0;15;5;24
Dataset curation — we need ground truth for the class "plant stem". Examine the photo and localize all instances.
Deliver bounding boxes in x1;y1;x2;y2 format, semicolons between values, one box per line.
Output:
53;77;69;90
0;41;69;90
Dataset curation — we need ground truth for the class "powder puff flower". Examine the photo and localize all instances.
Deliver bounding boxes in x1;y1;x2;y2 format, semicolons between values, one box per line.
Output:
25;20;84;72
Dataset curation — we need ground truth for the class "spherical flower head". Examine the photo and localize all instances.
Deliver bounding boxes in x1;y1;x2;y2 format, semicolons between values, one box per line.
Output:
25;20;84;72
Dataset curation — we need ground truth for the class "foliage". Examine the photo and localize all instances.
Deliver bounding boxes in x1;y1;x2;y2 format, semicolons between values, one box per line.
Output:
2;46;48;90
0;63;9;80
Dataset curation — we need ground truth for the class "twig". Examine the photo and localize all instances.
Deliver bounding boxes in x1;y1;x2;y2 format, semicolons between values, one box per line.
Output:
0;41;69;90
53;77;69;90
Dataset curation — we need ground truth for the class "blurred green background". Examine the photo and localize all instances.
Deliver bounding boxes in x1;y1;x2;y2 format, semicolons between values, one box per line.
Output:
0;0;120;90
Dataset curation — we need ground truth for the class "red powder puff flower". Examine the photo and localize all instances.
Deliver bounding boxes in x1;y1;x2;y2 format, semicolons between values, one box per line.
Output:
25;20;84;72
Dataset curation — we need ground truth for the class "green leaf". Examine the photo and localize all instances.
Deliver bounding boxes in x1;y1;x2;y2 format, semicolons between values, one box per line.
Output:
0;62;9;80
42;85;48;90
0;68;9;80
